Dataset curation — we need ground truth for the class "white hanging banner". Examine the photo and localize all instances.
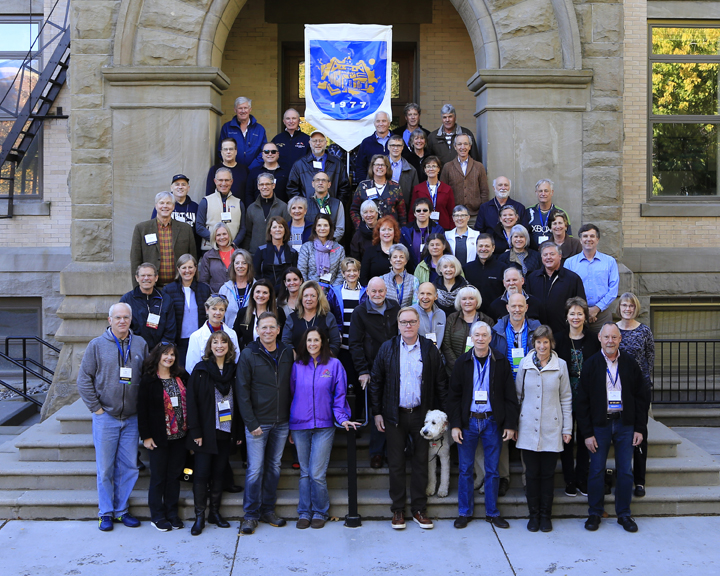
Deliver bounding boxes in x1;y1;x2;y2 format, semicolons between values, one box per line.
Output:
304;24;393;151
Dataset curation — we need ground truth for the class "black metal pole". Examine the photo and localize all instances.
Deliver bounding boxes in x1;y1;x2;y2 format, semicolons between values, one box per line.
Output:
344;426;361;528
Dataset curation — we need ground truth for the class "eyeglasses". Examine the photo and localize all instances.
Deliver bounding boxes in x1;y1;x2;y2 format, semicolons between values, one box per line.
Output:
263;149;278;154
453;213;469;218
373;163;386;168
313;178;329;183
415;208;429;213
399;320;418;326
388;143;403;147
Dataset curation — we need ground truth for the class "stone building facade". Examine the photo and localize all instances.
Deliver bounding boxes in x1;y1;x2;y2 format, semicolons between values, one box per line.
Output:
0;0;717;416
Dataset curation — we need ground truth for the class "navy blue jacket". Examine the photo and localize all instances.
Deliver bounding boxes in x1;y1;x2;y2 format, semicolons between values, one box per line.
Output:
474;197;527;234
355;133;390;183
120;286;177;351
218;115;267;170
400;221;445;270
272;130;311;169
162;279;212;337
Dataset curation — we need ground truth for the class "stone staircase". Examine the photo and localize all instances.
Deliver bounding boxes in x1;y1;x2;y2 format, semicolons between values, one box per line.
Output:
1;399;719;520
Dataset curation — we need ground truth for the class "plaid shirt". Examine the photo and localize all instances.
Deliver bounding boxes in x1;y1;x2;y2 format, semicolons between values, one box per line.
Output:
157;220;174;286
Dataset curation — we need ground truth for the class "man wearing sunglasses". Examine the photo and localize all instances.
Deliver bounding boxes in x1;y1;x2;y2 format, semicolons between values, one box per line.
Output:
245;142;289;203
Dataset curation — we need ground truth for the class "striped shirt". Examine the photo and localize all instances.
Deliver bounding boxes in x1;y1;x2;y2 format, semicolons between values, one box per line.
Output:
340;287;362;350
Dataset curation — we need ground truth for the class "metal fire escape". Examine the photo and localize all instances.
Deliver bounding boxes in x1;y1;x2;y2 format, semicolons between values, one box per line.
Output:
0;0;70;218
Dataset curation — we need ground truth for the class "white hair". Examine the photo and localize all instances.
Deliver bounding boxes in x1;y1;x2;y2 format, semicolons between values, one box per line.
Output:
154;191;174;205
470;320;491;338
109;302;132;318
234;96;251;108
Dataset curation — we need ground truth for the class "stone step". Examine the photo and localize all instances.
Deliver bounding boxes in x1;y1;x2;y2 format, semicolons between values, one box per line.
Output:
653;407;720;428
16;413;681;462
3;484;720;521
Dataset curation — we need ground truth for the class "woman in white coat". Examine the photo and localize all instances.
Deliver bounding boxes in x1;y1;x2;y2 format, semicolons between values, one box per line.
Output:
444;205;480;267
516;325;572;533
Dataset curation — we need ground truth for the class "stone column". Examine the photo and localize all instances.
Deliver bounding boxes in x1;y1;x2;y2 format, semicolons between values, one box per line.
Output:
469;69;593;229
42;66;229;419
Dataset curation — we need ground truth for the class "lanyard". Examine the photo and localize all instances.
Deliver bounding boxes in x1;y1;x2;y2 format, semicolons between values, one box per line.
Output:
506;321;527;350
426;181;438;208
502;228;510;247
538;205;553;230
606;364;620;389
474;353;490;387
111;331;132;367
206;321;223;333
395;273;406;305
233;283;249;309
261;344;279;367
316;196;331;215
146;292;163;315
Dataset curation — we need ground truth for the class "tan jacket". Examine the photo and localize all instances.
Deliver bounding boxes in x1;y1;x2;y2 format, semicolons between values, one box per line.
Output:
439;157;489;216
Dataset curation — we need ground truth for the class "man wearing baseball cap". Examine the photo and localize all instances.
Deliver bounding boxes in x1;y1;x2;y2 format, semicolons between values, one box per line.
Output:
152;174;201;252
286;129;351;205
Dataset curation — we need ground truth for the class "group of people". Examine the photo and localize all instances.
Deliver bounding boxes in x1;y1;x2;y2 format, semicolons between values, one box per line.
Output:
78;96;655;536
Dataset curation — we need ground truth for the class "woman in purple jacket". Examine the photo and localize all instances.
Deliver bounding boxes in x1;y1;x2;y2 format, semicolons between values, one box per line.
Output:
289;328;359;529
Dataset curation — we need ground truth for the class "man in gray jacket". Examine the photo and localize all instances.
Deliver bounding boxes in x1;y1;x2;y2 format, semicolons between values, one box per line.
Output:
243;174;291;253
235;312;294;535
77;302;148;531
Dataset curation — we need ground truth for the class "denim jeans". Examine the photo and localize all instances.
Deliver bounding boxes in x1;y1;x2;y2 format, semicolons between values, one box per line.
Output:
457;416;502;517
588;419;635;518
91;411;140;517
243;422;289;519
292;427;336;520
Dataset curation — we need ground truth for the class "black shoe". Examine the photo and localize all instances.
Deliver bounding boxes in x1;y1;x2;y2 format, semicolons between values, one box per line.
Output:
191;514;205;536
577;484;588;496
151;519;173;532
526;516;540;532
486;516;510;529
564;482;577;497
498;478;510;497
168;517;184;530
207;511;230;528
539;516;553;532
137;453;146;472
240;518;258;535
634;485;646;498
585;514;601;531
370;455;383;469
618;516;638;533
224;484;243;493
259;511;286;527
454;516;471;529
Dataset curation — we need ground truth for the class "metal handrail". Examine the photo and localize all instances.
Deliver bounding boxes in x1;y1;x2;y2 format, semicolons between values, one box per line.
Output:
0;335;59;403
0;378;42;407
5;336;61;355
652;339;720;404
335;384;370;528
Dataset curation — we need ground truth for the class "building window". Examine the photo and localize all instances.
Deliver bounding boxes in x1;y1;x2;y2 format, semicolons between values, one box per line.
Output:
0;18;42;198
0;297;42;375
650;25;720;199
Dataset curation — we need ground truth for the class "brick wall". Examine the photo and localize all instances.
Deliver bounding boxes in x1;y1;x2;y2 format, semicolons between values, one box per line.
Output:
220;0;279;137
621;0;715;248
419;0;478;133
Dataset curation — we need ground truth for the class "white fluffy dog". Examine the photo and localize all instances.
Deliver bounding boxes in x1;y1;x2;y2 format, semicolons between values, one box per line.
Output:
421;410;453;498
421;409;485;497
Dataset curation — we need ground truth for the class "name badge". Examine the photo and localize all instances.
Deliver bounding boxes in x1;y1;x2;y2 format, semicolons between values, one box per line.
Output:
419;243;425;254
430;211;440;221
538;235;549;244
221;211;232;223
474;390;488;404
320;206;329;215
511;347;524;371
144;233;157;245
608;390;622;411
218;400;232;422
120;367;132;380
465;336;472;352
170;396;179;407
365;188;378;199
291;244;301;252
320;272;332;283
146;313;160;329
313;161;323;169
425;332;437;344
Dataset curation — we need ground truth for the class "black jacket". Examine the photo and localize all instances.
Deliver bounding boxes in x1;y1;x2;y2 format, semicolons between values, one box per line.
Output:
120;286;177;351
350;222;374;261
162;279;212;336
497;249;542;276
474;197;527;234
359;244;392;287
252;243;299;294
525;267;587;334
348;298;400;377
554;330;601;373
488;291;543;323
186;360;242;454
463;256;505;316
137;371;189;448
369;335;448;426
287;154;352;204
447;348;519;432
576;351;649;440
235;340;294;431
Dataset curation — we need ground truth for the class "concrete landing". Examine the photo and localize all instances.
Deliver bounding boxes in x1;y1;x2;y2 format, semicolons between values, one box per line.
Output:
0;516;718;575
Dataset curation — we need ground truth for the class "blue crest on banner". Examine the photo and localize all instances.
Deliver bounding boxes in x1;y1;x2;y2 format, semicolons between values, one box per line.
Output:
309;40;387;121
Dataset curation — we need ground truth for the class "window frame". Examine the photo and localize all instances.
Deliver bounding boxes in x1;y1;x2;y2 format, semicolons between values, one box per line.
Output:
647;21;720;203
0;15;44;200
